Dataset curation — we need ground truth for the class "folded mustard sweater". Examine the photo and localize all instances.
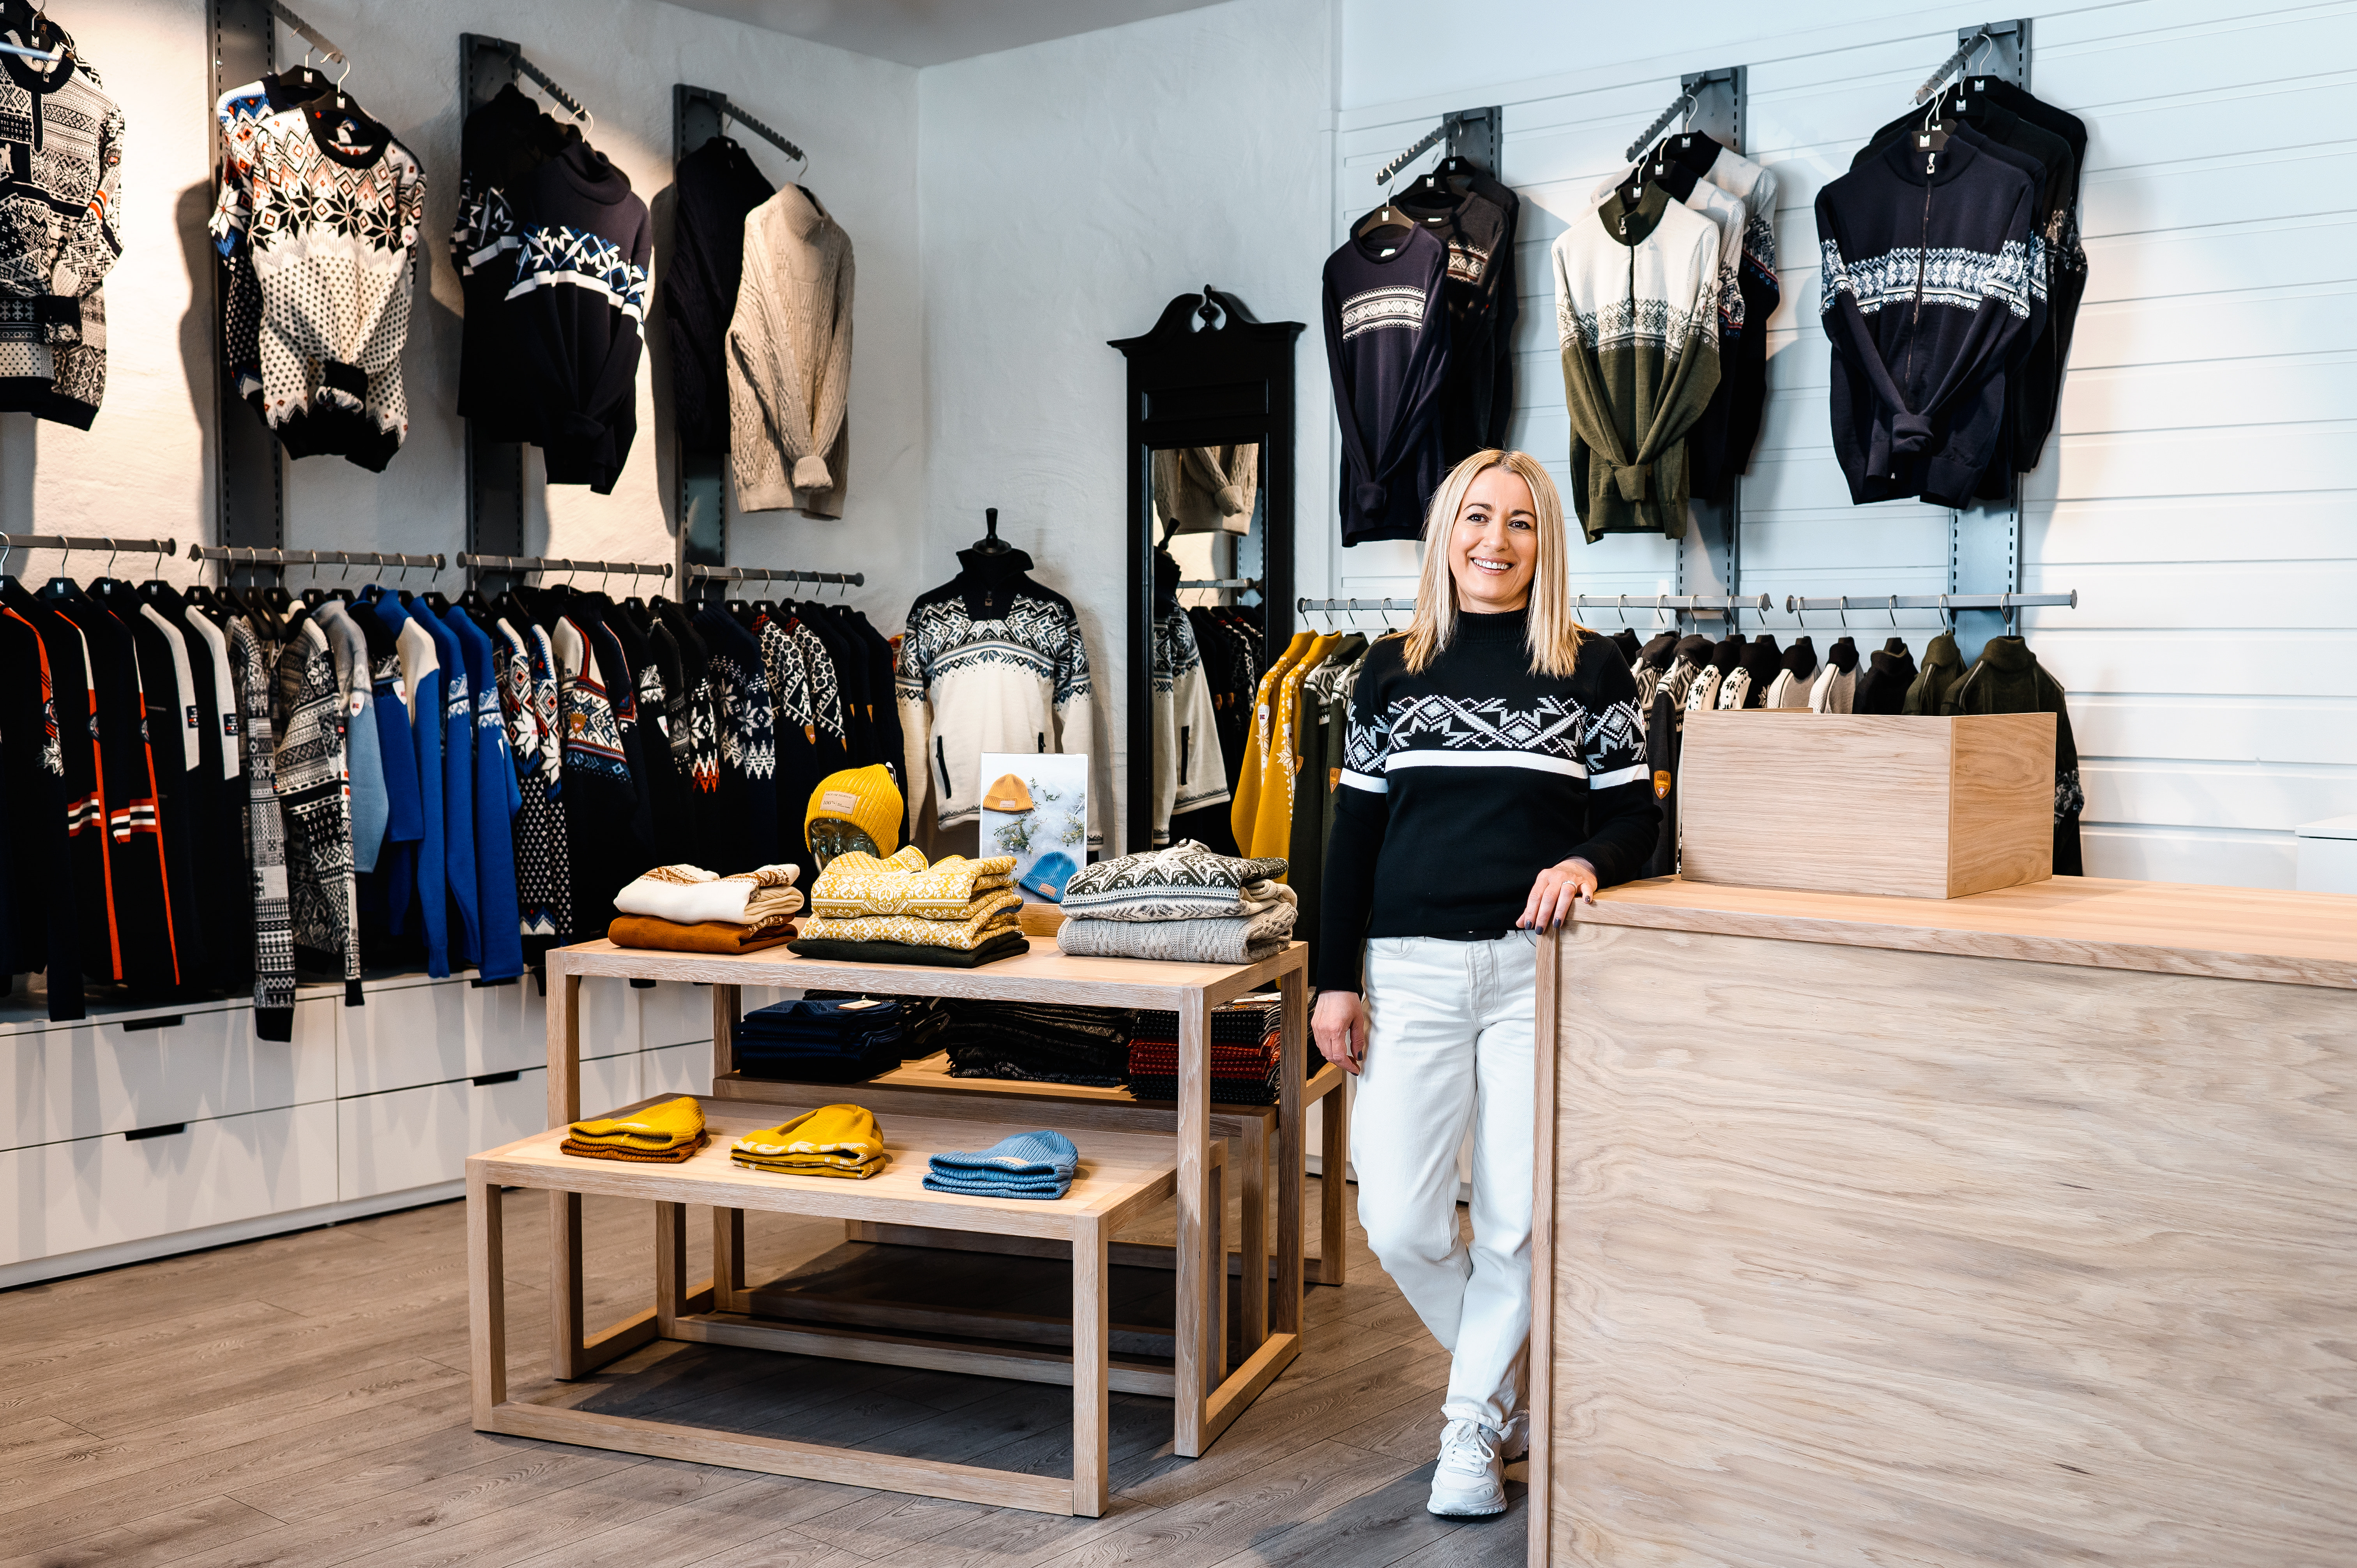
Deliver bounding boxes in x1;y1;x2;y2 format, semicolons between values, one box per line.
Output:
802;896;1022;952
810;846;1017;917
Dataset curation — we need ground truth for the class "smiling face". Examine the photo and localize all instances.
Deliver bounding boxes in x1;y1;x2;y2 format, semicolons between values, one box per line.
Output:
1446;463;1539;614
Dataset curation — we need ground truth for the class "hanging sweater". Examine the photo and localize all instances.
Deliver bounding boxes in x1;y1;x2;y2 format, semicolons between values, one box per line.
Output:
1815;136;2043;508
1552;184;1722;540
212;97;424;470
1317;611;1659;991
665;136;773;455
1686;139;1782;487
1943;635;2083;875
499;616;568;948
1762;637;1818;709
1809;638;1860;713
1393;168;1520;464
449;607;523;981
0;38;122;428
1152;603;1229;846
1322;223;1451;545
896;549;1095;842
729;184;853;517
0;599;80;1018
272;619;361;1000
1152;445;1258;536
1902;631;1967;715
452;83;579;441
506;142;651;494
227;620;295;1037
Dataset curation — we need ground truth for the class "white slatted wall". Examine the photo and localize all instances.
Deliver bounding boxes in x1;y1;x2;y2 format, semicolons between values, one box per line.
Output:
1331;0;2355;889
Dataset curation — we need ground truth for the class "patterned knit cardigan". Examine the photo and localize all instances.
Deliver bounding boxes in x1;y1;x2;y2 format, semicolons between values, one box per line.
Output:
230;622;296;1034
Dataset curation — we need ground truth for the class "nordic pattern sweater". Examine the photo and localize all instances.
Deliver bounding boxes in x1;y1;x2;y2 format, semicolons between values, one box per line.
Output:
896;551;1095;842
729;184;853;517
1552;184;1723;540
1323;224;1451;545
1815;136;2043;507
0;44;121;427
1315;609;1661;992
1152;604;1229;846
505;143;651;494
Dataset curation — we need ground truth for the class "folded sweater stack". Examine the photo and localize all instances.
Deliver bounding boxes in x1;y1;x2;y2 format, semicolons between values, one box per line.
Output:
792;847;1030;966
1125;997;1286;1105
923;1129;1080;1200
733;997;908;1082
610;863;802;954
730;1104;887;1179
562;1096;708;1163
1055;842;1297;964
939;999;1138;1086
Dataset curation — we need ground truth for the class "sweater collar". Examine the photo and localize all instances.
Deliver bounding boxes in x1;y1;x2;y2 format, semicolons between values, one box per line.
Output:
1977;635;2034;674
0;26;72;97
765;182;829;240
1596;181;1670;247
1879;130;1979;187
956;548;1037;619
553;140;631;204
1453;605;1529;645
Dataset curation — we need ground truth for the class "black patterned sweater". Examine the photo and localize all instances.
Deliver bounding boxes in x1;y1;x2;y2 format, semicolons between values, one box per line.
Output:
1315;607;1661;991
0;36;122;428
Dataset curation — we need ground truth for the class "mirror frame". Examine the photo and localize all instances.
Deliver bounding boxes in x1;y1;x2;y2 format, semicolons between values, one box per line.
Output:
1108;287;1304;858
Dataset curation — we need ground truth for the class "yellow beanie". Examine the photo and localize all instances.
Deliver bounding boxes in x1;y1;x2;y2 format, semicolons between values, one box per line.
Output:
806;765;903;865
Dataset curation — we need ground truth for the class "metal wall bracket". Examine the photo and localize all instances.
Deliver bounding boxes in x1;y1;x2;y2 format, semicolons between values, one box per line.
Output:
1445;106;1502;176
209;0;285;578
673;85;730;574
461;34;528;597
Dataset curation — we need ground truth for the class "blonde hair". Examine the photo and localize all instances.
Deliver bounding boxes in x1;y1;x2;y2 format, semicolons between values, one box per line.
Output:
1399;449;1590;678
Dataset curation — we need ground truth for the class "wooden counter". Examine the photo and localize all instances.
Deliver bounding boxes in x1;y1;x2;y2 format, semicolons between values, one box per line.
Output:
1530;876;2357;1566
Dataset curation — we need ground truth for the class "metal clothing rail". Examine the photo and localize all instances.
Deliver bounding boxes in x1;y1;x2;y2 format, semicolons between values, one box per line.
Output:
1299;597;1414;614
1373;106;1501;185
1786;592;2076;613
266;0;345;64
686;565;863;587
193;545;445;569
457;553;670;578
1576;593;1769;613
1179;578;1260;591
677;85;802;162
1624;89;1698;162
0;533;178;556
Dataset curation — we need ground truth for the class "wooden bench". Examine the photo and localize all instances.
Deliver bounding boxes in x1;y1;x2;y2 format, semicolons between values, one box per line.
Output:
468;1093;1224;1517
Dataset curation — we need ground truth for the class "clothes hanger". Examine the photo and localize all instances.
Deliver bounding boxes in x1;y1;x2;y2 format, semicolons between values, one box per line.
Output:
1353;173;1417;249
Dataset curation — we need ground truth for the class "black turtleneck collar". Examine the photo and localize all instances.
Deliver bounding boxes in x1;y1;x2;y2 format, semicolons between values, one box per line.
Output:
1827;636;1859;672
956;547;1036;620
1781;636;1818;679
1709;634;1746;672
1455;604;1530;645
1977;635;2034;673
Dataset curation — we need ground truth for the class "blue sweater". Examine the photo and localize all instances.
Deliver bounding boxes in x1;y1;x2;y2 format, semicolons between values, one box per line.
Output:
449;606;523;981
375;595;449;976
414;604;481;969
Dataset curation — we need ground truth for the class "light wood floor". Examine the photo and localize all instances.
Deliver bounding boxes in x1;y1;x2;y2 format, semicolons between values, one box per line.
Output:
0;1175;1525;1568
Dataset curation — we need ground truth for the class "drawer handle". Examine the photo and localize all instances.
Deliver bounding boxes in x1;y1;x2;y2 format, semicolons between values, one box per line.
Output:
630;979;657;989
470;976;520;990
120;1014;185;1034
472;1071;522;1087
125;1122;187;1141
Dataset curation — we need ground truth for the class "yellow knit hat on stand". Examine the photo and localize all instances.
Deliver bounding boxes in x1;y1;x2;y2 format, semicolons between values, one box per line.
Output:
806;765;903;866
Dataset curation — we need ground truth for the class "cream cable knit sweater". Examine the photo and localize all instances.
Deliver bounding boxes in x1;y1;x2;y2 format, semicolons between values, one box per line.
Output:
728;185;853;517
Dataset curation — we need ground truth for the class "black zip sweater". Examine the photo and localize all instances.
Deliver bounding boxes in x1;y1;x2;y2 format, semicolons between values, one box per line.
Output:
1815;136;2043;507
1315;608;1660;991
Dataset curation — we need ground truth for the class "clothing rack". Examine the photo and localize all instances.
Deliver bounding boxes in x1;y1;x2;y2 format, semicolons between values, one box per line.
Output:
1373;105;1502;185
1915;19;2028;105
1785;592;2076;613
675;85;803;162
265;0;345;65
192;546;446;570
686;565;863;588
1179;578;1260;591
0;533;178;558
478;36;589;122
456;553;671;579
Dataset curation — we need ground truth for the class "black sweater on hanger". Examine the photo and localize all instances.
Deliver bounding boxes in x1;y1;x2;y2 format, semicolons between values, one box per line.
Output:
664;137;774;455
1322;224;1452;545
454;84;580;442
1394;167;1520;465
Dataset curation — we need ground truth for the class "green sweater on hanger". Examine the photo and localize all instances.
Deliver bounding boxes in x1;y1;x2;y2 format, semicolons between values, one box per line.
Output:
1942;634;2084;875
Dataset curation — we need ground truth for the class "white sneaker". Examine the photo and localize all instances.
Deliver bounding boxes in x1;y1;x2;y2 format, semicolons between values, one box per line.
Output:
1497;1409;1529;1462
1427;1418;1507;1517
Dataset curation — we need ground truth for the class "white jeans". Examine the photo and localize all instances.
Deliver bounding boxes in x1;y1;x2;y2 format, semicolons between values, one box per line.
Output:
1351;930;1536;1432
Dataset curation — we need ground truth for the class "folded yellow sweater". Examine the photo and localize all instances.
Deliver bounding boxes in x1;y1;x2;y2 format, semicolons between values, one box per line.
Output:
811;847;1019;918
802;901;1022;952
568;1096;706;1152
731;1104;887;1178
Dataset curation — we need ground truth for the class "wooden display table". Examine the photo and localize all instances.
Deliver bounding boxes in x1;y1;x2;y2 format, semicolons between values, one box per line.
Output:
542;938;1314;1457
1529;876;2357;1566
468;1095;1219;1515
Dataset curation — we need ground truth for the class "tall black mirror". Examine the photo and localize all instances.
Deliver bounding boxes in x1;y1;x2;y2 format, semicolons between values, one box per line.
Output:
1110;288;1302;860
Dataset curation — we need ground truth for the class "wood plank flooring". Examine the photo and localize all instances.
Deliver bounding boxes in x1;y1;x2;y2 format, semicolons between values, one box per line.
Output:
0;1176;1525;1568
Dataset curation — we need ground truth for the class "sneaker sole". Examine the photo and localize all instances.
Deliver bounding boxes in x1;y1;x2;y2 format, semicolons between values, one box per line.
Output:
1427;1492;1508;1518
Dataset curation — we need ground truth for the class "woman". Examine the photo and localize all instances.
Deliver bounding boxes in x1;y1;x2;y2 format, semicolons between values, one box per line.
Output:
1314;449;1658;1517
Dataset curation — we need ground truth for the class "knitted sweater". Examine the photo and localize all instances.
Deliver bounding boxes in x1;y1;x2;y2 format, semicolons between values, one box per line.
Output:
229;620;295;1037
272;619;360;998
212;96;424;470
663;136;772;455
1318;610;1659;991
1392;169;1520;464
1322;224;1451;545
505;142;651;494
1552;184;1722;540
1152;604;1229;846
1942;635;2083;875
1902;631;1966;715
729;184;852;516
0;38;121;428
1815;136;2043;507
452;84;579;442
1152;445;1258;536
1062;841;1288;919
896;550;1095;841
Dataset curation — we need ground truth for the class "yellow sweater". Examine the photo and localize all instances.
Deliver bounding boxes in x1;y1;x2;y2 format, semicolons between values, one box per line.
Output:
1231;631;1312;854
1249;633;1341;872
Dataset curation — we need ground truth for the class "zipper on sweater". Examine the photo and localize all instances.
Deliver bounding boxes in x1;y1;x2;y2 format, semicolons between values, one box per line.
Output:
1903;166;1932;391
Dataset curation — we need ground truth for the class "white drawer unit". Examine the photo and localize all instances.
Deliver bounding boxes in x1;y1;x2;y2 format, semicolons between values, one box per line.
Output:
336;1051;641;1203
642;1040;714;1100
638;978;714;1050
341;972;645;1099
0;996;336;1153
0;1101;338;1267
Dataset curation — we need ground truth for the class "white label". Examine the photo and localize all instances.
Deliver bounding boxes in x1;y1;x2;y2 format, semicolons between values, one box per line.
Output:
837;998;883;1010
820;789;860;812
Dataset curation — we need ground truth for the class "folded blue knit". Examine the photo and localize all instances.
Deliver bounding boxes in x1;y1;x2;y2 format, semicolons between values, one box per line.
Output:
927;1129;1078;1181
921;1170;1072;1200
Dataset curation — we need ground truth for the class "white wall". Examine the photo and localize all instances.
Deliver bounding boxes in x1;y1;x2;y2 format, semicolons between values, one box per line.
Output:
1331;0;2357;888
916;0;1336;853
2;0;925;625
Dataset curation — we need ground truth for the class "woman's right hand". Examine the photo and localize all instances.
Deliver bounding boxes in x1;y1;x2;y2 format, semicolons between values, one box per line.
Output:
1313;989;1369;1076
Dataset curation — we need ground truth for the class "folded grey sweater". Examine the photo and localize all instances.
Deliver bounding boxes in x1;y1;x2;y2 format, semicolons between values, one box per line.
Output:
1056;900;1296;964
1060;841;1288;920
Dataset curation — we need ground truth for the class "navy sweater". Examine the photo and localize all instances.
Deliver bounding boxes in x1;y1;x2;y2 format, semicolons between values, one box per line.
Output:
1322;224;1452;545
507;143;652;494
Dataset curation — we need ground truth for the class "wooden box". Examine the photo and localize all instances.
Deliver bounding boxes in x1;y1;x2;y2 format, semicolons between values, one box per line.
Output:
1677;712;2055;899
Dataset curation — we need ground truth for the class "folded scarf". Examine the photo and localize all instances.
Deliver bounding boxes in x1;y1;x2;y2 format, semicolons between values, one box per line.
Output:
802;898;1023;951
562;1131;710;1163
1064;879;1295;924
787;931;1032;968
614;863;802;926
610;914;798;954
1060;841;1288;920
730;1104;886;1178
811;846;1019;918
1132;998;1283;1045
1055;901;1295;965
568;1096;705;1151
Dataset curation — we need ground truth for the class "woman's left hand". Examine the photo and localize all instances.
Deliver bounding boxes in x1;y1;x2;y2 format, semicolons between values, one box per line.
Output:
1518;856;1599;930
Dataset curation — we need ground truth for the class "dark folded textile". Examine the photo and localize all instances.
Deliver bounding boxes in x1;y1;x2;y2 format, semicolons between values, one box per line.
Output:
1131;997;1282;1045
937;998;1138;1086
1125;1069;1281;1106
786;931;1031;968
733;997;908;1083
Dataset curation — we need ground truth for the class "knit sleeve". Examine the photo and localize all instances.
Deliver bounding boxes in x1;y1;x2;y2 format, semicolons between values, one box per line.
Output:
1313;654;1394;991
1564;649;1661;886
65;96;123;300
802;236;854;493
1551;235;1614;538
894;607;936;841
1640;218;1725;464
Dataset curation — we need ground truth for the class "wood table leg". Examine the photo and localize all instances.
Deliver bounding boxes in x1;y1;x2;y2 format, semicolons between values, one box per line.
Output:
1275;962;1307;1334
656;1201;687;1337
1173;987;1209;1456
467;1169;505;1427
1071;1215;1108;1517
711;984;746;1312
1318;1071;1348;1289
548;969;585;1379
1207;1146;1227;1384
1239;1118;1267;1351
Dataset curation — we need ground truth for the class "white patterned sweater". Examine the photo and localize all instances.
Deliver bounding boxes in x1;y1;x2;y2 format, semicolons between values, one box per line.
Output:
896;570;1096;846
0;41;122;426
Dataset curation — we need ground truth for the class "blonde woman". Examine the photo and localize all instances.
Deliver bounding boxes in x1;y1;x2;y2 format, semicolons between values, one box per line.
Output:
1313;449;1658;1518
